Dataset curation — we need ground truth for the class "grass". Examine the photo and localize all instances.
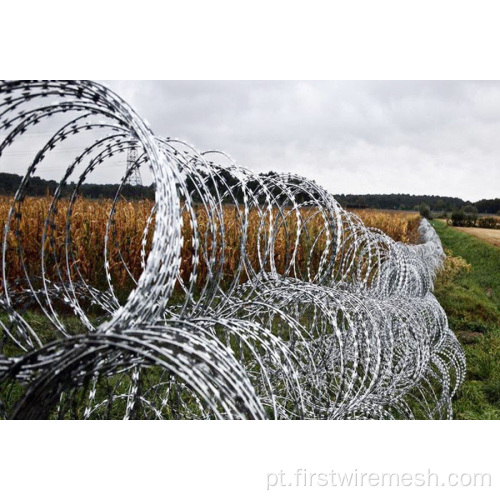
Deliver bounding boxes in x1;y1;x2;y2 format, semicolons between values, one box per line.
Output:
431;220;500;419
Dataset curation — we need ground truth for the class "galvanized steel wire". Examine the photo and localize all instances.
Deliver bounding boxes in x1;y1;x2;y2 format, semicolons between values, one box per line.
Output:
0;80;465;419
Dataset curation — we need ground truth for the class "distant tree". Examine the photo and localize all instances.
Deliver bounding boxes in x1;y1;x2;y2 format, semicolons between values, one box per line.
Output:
475;198;500;214
419;202;432;220
463;204;478;226
354;196;367;208
463;204;478;214
451;208;466;226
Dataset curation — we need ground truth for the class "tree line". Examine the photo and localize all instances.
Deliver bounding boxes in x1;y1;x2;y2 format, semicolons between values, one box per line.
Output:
0;172;155;199
1;172;498;217
335;193;500;214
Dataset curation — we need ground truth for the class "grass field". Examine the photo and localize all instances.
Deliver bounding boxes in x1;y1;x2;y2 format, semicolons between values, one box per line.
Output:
431;220;500;419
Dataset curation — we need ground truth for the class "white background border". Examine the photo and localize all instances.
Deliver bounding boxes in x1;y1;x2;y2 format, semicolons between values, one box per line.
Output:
1;1;499;498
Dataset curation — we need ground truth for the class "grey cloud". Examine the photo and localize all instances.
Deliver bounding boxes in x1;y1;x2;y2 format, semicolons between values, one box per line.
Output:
103;80;500;200
2;81;499;201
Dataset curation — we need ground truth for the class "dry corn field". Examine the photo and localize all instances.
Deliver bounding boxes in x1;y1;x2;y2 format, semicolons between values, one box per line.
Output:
0;196;421;293
351;209;421;244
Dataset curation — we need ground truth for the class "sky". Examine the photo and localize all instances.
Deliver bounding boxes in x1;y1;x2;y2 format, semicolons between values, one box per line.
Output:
2;81;500;201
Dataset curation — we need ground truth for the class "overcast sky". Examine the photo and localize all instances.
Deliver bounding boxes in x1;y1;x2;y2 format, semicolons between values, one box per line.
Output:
2;81;500;201
102;80;500;201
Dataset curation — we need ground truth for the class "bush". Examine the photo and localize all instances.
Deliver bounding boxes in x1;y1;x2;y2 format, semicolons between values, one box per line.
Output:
478;217;498;229
451;207;480;227
451;208;466;226
463;205;478;226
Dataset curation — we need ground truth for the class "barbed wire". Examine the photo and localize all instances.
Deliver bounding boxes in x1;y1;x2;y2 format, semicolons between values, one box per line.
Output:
0;80;465;419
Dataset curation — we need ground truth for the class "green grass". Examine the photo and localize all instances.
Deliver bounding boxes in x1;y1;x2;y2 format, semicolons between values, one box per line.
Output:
431;220;500;419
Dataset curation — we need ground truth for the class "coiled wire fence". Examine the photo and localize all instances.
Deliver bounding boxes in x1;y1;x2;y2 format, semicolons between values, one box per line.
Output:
0;80;465;419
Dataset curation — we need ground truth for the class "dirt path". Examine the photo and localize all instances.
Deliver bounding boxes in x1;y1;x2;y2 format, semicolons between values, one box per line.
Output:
453;226;500;247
